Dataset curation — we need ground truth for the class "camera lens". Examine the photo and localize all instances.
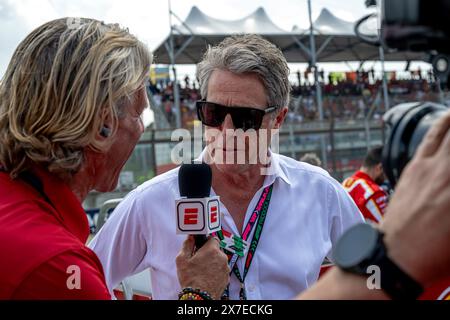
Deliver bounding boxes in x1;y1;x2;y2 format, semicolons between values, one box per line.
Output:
382;102;448;187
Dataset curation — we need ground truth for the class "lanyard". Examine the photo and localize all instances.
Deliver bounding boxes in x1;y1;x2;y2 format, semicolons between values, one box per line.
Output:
218;183;274;300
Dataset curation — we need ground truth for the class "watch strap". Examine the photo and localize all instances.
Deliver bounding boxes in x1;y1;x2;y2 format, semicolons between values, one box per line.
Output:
375;234;424;300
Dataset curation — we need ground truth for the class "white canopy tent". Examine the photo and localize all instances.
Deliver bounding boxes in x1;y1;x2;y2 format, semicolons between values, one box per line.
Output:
153;6;424;64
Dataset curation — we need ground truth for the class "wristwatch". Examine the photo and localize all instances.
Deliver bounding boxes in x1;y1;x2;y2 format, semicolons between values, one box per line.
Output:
333;223;423;299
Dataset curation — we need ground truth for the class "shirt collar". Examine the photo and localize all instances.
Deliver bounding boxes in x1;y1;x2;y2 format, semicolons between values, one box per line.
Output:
265;150;292;186
354;170;376;185
195;148;292;187
30;166;89;243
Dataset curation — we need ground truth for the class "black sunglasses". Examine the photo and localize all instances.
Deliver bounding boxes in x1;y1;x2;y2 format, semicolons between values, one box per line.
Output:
196;101;277;131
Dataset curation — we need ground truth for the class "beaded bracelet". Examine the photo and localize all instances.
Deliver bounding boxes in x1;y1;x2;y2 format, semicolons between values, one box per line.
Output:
178;287;213;300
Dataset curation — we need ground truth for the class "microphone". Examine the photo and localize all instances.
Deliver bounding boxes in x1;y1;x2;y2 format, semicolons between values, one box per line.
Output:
176;162;221;249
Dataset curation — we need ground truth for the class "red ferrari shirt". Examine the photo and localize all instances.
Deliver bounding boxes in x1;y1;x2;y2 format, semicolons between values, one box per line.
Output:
420;277;450;300
0;167;110;299
342;171;388;223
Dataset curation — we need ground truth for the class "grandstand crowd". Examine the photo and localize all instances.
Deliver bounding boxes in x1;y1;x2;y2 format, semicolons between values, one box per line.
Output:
148;68;447;128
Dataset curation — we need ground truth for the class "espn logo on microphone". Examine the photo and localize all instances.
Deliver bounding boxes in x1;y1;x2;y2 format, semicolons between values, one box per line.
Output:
176;196;221;235
178;202;205;232
184;208;200;225
208;199;220;230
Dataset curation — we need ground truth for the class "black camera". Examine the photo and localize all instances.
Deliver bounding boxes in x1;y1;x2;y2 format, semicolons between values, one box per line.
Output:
361;0;450;186
381;0;450;88
381;0;450;55
382;102;448;187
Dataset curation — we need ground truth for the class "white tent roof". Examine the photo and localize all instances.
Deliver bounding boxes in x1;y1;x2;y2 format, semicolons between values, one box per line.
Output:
311;8;355;35
153;6;424;64
177;6;289;35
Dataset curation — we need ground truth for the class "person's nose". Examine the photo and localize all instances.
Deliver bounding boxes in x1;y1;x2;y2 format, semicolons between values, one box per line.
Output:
220;114;235;132
219;114;239;150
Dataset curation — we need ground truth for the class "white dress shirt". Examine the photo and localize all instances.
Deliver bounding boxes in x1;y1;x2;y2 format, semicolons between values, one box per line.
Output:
89;152;364;300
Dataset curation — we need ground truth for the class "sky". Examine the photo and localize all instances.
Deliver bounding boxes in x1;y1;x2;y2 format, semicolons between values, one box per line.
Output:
0;0;376;75
0;0;431;125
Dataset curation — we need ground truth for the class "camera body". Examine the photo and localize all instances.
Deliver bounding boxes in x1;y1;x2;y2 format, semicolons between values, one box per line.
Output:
381;0;450;55
381;0;450;89
376;0;450;186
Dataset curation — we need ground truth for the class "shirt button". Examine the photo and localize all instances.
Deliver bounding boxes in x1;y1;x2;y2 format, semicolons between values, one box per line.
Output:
248;284;256;292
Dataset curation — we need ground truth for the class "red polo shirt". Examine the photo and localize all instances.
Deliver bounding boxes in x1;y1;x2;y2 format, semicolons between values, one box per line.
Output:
0;167;110;299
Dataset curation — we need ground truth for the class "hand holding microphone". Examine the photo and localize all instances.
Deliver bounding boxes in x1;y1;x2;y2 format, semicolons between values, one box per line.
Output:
176;235;230;300
175;162;230;299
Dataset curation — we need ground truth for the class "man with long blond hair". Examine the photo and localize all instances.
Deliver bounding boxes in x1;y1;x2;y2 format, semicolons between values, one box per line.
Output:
0;18;228;299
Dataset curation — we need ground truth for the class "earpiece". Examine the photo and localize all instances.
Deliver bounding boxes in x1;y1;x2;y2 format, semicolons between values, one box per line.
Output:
100;126;111;138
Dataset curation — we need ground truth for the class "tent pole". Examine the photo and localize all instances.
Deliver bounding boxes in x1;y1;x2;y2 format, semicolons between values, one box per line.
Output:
379;45;390;110
307;0;328;169
168;0;182;128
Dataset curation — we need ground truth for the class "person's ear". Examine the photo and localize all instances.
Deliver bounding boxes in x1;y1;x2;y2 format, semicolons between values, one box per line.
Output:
95;108;114;141
273;107;288;130
378;163;384;173
376;163;385;178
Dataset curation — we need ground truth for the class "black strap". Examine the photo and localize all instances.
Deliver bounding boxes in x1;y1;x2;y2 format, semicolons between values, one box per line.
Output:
377;234;424;300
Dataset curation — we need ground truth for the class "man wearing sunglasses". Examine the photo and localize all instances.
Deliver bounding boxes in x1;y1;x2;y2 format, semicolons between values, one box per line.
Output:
90;34;364;300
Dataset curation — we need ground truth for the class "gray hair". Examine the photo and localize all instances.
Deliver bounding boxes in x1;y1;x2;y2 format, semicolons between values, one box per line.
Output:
196;34;290;108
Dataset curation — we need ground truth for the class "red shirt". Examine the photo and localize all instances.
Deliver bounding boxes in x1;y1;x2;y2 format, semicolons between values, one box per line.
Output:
420;277;450;300
342;171;388;223
0;167;110;299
